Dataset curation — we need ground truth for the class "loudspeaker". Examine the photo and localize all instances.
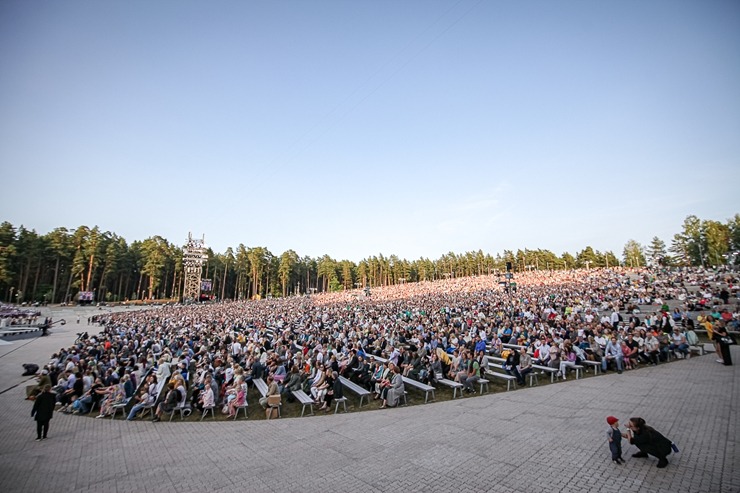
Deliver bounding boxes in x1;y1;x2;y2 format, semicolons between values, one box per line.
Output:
506;262;512;272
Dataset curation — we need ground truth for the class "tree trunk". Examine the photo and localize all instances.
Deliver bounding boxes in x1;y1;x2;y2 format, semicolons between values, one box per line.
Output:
136;272;144;300
64;267;74;304
86;254;95;294
52;257;60;304
31;258;41;301
221;260;228;300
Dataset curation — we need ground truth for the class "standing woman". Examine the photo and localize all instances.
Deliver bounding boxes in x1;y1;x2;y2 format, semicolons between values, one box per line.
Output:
713;323;734;366
625;417;675;468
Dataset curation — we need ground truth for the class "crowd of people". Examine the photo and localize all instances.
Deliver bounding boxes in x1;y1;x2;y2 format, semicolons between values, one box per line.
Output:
1;304;41;326
26;266;738;421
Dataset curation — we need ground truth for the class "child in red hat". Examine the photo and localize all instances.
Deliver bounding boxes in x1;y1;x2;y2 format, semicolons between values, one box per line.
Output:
606;416;627;464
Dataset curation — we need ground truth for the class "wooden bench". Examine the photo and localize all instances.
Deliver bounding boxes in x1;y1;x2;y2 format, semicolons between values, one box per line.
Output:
338;376;371;407
401;376;435;403
292;389;315;417
437;378;464;399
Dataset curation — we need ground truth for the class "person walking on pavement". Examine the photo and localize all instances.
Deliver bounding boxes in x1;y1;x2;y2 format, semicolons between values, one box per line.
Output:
31;384;55;441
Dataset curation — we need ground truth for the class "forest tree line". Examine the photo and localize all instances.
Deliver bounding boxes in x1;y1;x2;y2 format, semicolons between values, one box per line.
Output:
0;214;737;304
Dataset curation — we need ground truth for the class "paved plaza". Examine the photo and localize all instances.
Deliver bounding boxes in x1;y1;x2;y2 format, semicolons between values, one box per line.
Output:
0;307;737;493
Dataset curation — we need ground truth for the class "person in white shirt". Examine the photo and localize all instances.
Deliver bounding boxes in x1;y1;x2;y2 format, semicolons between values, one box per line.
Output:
231;340;242;357
611;309;620;330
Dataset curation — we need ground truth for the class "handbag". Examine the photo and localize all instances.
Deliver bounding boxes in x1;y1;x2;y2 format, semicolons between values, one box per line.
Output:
720;336;735;345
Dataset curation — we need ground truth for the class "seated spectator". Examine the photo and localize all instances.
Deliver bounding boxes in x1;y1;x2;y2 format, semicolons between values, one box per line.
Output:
601;337;623;374
379;365;404;408
372;362;391;400
127;374;158;420
669;328;689;358
26;369;52;400
321;370;344;412
152;382;179;422
461;354;481;394
518;347;533;385
96;381;127;418
226;376;247;417
281;366;302;395
503;347;522;385
59;371;84;412
624;333;640;368
259;375;279;409
641;332;660;366
558;343;578;380
621;340;634;370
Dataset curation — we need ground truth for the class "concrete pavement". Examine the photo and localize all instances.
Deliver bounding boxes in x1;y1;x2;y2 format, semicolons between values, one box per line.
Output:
0;307;737;493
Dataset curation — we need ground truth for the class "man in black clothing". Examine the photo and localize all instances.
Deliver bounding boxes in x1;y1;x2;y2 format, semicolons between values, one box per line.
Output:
31;385;55;441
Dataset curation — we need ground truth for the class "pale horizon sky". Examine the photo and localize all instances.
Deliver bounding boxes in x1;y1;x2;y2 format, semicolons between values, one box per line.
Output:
1;1;739;262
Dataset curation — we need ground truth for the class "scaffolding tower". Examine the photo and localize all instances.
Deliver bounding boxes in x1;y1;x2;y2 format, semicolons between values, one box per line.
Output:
182;233;207;303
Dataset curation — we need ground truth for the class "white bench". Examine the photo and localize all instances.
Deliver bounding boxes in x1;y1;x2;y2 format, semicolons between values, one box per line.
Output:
254;378;282;417
232;401;248;420
475;377;490;394
254;378;268;397
367;354;388;363
168;401;192;421
689;345;704;356
292;389;315;417
333;396;348;414
200;405;215;420
136;402;156;419
532;364;559;383
110;398;130;419
338;376;371;407
581;360;600;375
488;357;538;387
437;378;464;399
401;376;435;403
484;369;517;391
502;343;525;351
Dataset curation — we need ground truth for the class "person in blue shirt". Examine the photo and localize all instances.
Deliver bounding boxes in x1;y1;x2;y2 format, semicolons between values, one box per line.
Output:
602;336;623;374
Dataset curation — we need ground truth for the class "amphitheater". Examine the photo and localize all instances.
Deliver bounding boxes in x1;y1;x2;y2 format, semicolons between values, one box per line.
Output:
0;302;737;493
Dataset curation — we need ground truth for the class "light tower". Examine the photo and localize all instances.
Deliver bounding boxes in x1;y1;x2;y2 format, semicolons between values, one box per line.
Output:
182;233;207;303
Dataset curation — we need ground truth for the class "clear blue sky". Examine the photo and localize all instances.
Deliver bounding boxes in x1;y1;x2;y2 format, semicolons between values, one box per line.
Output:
1;0;738;261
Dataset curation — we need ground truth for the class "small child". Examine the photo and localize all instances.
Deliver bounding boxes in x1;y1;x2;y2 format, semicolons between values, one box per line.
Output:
606;416;626;464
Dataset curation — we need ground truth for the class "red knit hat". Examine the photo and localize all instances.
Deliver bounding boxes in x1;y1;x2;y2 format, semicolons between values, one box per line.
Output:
606;416;619;425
